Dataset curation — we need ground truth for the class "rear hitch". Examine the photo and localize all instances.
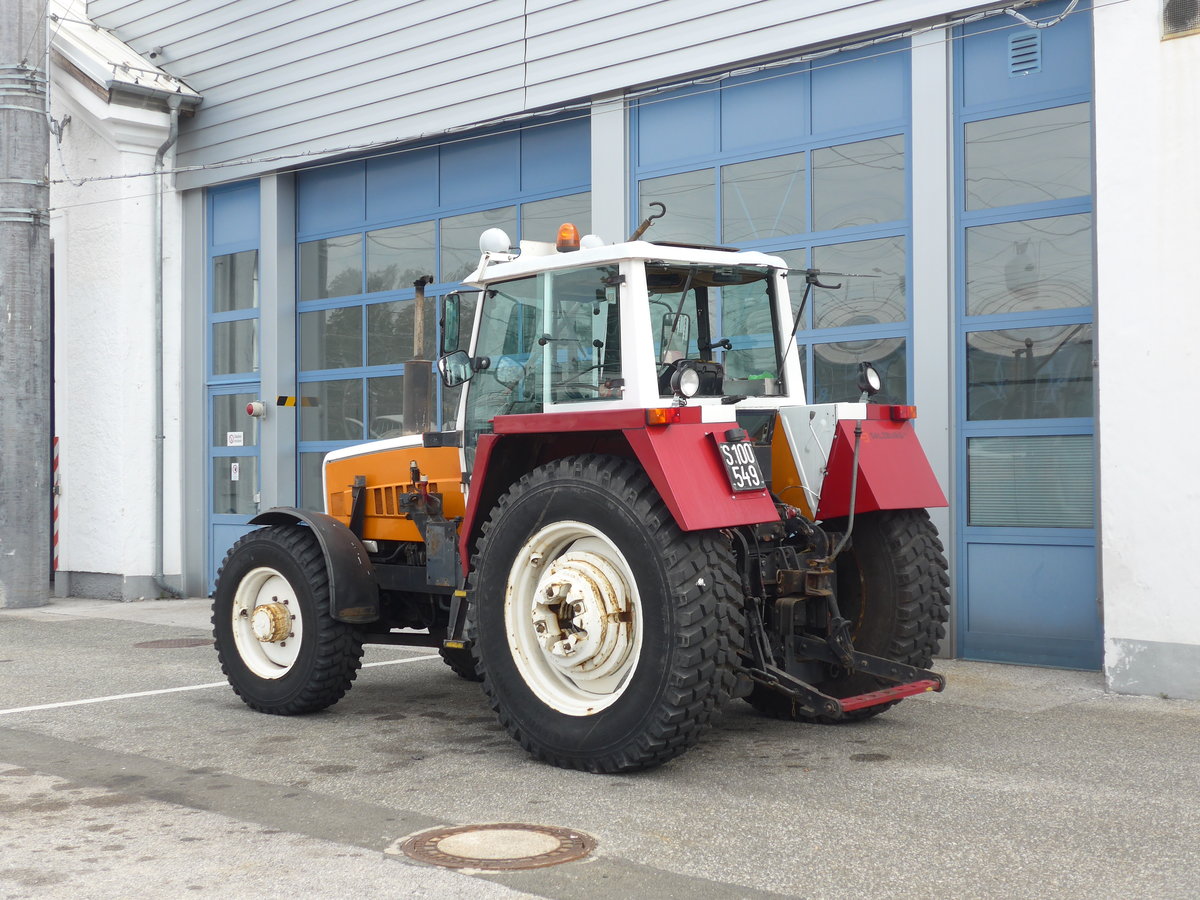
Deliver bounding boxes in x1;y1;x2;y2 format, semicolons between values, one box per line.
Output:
744;594;945;718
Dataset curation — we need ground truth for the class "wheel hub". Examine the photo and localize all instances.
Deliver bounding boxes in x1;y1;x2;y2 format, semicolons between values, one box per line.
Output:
250;602;291;643
530;550;634;683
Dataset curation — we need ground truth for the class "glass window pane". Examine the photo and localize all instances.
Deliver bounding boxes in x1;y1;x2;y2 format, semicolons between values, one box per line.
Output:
298;452;326;512
545;267;623;404
521;193;592;243
213;456;257;516
300;306;362;371
299;234;363;301
638;170;715;245
212;250;259;312
366;221;436;293
811;237;906;329
812;135;905;231
367;297;435;366
299;379;364;442
966;103;1091;210
722;153;806;242
720;279;783;395
212;392;258;447
966;214;1093;316
968;435;1094;528
812;337;906;404
463;275;543;460
368;375;407;438
212;319;258;376
441;207;517;284
967;324;1094;420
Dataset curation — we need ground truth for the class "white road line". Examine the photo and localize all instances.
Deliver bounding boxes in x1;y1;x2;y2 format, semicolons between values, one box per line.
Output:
0;654;440;717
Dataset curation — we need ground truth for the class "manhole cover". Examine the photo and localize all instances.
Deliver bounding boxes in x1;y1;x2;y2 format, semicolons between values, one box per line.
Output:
133;638;211;649
394;823;597;871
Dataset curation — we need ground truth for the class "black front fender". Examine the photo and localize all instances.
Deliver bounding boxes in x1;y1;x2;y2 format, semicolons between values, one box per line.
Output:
250;508;380;624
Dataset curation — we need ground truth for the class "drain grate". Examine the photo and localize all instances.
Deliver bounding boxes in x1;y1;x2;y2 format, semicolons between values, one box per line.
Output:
133;638;211;649
396;823;597;871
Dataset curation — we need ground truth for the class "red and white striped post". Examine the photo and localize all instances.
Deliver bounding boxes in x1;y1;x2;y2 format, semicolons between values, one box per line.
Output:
52;436;60;573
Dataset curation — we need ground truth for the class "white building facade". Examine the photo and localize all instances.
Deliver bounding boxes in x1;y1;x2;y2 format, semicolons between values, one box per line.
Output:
48;0;1200;699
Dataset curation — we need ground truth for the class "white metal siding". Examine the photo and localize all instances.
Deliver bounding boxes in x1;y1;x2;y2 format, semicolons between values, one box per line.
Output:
88;0;989;187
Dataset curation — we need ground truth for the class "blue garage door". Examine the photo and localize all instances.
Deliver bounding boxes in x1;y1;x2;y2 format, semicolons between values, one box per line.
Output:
292;117;592;509
632;46;914;405
954;2;1100;669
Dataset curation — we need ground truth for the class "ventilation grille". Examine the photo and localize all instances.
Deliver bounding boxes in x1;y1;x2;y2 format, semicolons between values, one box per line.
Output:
1164;0;1200;37
1009;31;1042;77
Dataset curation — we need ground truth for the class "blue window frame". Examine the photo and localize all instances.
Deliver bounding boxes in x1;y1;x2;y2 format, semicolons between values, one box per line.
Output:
206;181;262;587
631;45;914;404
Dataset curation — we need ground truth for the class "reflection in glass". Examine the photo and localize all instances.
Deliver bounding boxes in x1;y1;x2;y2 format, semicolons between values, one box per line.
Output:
299;234;363;301
968;435;1093;528
722;154;806;242
298;452;326;512
213;456;258;515
300;306;362;371
521;193;592;243
368;375;406;438
299;379;364;442
212;250;259;312
967;324;1093;420
441;382;464;431
812;237;906;329
720;279;782;393
966;103;1091;210
367;221;435;293
812;337;906;404
966;214;1092;316
367;298;436;366
638;170;715;245
212;319;258;375
440;207;517;283
812;135;905;230
212;393;258;447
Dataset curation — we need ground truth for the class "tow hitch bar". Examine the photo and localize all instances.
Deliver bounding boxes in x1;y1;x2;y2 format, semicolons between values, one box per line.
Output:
744;610;944;718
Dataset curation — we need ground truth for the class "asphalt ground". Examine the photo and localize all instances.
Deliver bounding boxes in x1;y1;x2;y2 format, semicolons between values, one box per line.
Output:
1;598;1197;900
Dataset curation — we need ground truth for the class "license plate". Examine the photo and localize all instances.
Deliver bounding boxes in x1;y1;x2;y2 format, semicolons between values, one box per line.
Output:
715;439;766;492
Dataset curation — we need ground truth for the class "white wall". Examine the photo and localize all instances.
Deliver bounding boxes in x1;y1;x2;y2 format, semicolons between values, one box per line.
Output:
49;72;184;599
1094;0;1200;698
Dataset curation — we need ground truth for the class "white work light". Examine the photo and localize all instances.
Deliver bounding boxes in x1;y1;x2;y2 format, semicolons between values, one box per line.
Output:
479;228;512;254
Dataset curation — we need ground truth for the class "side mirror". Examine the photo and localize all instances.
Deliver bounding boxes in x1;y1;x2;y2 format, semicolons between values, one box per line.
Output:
437;349;473;387
440;292;461;355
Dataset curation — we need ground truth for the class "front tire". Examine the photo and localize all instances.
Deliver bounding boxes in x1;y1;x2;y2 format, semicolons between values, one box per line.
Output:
212;525;364;715
473;455;738;773
748;508;949;722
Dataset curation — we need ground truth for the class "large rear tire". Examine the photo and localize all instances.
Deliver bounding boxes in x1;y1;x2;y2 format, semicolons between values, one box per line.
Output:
747;508;948;722
472;455;738;773
212;525;364;715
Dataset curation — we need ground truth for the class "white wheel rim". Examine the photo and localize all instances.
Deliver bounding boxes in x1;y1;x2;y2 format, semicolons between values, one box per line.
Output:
231;566;304;679
504;521;642;716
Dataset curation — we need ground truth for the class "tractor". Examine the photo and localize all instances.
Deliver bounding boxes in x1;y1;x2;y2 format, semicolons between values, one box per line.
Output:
212;217;950;773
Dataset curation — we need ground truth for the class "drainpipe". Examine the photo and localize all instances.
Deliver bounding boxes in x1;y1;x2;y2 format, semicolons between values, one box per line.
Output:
153;95;182;598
